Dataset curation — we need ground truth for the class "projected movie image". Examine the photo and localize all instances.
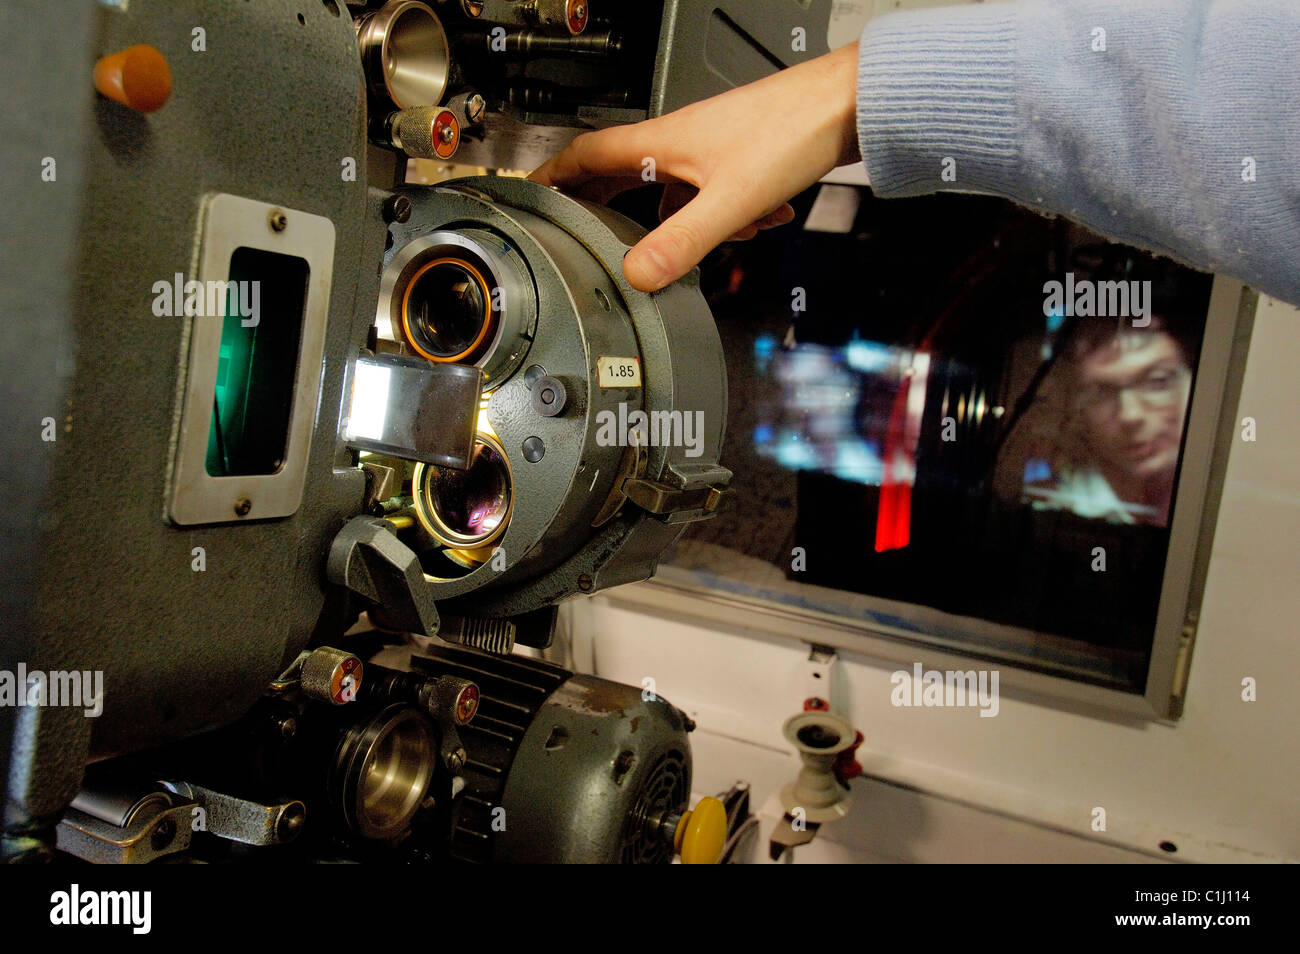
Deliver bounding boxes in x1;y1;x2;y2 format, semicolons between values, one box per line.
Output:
667;190;1217;693
1019;313;1194;528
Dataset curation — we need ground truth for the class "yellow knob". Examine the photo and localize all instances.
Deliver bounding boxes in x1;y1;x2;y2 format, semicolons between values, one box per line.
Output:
673;797;727;864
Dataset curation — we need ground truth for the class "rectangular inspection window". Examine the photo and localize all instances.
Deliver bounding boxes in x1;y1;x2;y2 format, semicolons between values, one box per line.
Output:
655;185;1250;715
205;248;310;476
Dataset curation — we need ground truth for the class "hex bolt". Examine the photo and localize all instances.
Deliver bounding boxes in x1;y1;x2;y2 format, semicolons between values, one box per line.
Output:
268;209;288;232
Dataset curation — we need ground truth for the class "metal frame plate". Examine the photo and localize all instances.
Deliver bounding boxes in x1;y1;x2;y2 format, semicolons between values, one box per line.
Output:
168;193;335;525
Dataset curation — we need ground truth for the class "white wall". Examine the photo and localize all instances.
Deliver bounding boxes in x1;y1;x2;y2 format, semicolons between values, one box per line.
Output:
565;294;1299;863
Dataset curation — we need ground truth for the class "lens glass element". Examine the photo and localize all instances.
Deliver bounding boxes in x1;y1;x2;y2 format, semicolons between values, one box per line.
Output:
405;260;489;360
426;439;510;543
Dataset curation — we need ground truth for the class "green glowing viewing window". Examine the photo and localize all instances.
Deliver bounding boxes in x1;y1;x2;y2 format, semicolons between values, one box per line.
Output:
205;247;310;477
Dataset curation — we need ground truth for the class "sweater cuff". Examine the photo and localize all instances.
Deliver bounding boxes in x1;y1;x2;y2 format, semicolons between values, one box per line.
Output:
857;5;1021;198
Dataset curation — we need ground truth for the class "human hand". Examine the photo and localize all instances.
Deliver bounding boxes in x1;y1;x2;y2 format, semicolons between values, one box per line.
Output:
529;42;862;292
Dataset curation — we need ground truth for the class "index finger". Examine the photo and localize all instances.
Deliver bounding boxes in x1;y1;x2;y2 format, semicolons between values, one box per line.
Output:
529;121;680;190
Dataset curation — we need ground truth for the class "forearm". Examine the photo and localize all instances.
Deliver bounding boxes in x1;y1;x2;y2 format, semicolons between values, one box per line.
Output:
856;0;1300;305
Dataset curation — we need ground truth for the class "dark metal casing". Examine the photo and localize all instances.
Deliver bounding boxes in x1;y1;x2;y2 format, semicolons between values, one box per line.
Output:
1;1;378;841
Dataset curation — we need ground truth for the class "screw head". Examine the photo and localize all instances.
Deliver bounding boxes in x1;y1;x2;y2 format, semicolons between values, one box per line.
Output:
276;805;305;842
522;436;545;463
268;209;288;232
577;573;594;592
234;498;252;517
466;94;486;124
150;818;176;851
464;0;483;17
530;375;567;417
382;193;411;224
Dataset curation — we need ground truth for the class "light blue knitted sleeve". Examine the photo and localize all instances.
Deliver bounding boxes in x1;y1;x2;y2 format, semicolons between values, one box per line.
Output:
856;0;1300;306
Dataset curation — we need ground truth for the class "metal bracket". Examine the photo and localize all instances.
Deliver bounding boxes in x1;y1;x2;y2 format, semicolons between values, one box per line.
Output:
768;813;821;862
161;782;305;847
327;516;443;638
621;477;728;524
56;797;196;864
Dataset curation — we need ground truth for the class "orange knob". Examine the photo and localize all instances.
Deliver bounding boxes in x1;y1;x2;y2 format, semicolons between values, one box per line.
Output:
94;44;172;113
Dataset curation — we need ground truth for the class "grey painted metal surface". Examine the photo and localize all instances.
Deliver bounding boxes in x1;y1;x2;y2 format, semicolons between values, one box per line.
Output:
379;177;731;619
496;673;694;863
651;0;833;114
1;0;101;858
2;1;741;860
2;1;377;851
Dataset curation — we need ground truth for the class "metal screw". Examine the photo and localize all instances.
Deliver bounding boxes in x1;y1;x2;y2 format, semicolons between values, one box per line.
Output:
574;3;586;20
382;193;411;224
522;436;545;463
464;0;483;16
577;573;594;592
234;498;252;517
268;209;288;232
150;818;176;851
465;93;486;124
276;714;298;741
447;748;466;772
276;804;306;842
439;123;456;144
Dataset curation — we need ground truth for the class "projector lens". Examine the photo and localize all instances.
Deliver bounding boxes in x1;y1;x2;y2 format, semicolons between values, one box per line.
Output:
413;434;511;549
401;257;493;362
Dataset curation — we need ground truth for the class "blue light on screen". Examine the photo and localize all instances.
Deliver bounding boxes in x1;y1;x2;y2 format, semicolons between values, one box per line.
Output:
1024;458;1052;484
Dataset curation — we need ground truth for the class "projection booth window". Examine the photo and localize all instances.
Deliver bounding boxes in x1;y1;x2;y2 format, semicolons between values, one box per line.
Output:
659;186;1231;696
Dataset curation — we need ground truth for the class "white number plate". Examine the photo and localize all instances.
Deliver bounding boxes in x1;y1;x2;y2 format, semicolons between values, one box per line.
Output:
597;356;642;388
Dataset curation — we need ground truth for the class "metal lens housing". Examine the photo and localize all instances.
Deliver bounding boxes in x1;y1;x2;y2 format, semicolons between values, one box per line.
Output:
357;0;450;109
334;706;435;840
379;229;537;390
370;178;731;614
413;432;512;554
402;256;493;362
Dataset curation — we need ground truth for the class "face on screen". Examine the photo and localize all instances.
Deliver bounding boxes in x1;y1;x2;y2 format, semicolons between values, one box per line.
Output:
1074;326;1192;498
